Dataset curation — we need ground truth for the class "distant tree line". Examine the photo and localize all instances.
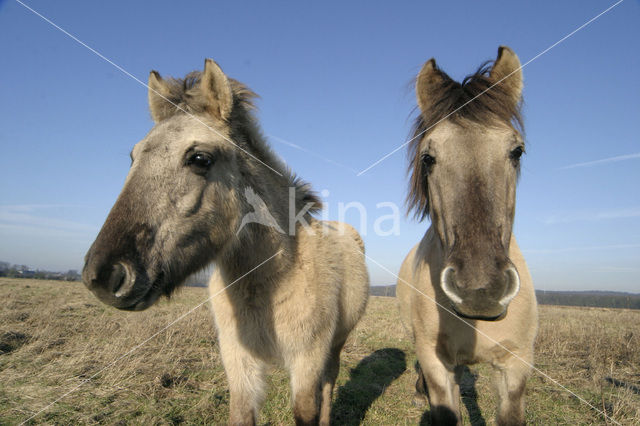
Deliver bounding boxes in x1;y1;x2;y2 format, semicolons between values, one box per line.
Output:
369;285;640;310
535;290;640;310
0;261;80;282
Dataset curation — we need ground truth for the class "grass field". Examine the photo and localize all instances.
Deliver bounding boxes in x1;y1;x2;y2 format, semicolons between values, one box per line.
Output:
1;278;639;425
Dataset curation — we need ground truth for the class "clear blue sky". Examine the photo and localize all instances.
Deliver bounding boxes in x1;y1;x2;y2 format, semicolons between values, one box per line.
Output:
1;0;639;292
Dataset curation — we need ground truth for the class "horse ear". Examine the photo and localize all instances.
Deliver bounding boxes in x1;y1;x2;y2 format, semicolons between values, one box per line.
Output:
416;59;447;114
201;59;233;121
490;46;523;106
148;71;174;123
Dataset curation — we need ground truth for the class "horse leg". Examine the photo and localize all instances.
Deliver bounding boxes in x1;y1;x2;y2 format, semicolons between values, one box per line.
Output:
319;341;345;425
413;361;428;407
416;361;460;407
493;354;531;426
289;346;328;425
416;349;461;425
218;336;267;426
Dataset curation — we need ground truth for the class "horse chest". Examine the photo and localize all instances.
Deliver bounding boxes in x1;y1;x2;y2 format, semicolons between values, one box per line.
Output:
436;333;479;366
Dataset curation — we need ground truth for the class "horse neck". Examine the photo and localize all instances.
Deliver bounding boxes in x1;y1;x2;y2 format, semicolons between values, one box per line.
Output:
236;114;297;229
217;166;299;288
216;116;309;287
217;221;296;291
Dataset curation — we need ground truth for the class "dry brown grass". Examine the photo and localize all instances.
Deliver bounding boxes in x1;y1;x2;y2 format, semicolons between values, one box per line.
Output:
0;278;638;425
533;305;640;424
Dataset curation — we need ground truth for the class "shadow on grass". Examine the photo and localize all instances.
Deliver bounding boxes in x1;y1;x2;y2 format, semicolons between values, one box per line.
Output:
459;367;485;426
331;348;406;425
605;376;640;395
418;366;486;425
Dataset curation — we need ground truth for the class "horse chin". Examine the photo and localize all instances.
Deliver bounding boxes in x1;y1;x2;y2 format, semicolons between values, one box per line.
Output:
451;304;507;322
115;271;168;311
120;265;204;311
117;285;163;311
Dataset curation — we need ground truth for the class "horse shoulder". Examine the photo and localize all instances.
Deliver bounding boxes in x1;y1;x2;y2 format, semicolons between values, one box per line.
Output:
508;236;538;320
398;230;446;341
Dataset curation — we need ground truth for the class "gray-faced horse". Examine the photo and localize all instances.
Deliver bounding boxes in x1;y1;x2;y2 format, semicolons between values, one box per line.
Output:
397;47;538;425
82;59;369;425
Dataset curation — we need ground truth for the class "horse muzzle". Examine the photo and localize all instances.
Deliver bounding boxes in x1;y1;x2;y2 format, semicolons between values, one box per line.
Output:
440;265;520;321
82;260;160;311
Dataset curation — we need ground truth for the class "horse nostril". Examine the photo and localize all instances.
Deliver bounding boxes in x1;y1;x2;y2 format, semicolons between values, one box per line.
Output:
109;263;125;295
499;267;521;306
440;266;463;304
109;262;136;298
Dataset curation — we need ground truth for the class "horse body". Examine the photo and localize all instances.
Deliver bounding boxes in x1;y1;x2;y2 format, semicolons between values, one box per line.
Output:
397;47;538;425
397;230;537;423
82;59;369;425
210;220;368;425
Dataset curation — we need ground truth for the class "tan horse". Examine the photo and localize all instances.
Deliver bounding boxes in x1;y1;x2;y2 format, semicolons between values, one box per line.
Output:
397;47;538;425
82;59;369;425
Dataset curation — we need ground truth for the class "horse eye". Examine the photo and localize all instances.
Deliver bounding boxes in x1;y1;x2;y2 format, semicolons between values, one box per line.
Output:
186;152;214;173
422;153;436;172
510;146;524;163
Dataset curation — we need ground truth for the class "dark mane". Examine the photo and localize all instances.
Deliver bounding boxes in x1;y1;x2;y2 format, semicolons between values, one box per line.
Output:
159;71;321;214
407;61;524;220
411;62;523;137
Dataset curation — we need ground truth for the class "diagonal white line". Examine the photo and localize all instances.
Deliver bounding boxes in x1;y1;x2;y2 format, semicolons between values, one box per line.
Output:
14;0;283;177
357;0;626;176
559;152;640;170
362;251;621;424
15;1;359;177
20;249;283;425
269;134;359;174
